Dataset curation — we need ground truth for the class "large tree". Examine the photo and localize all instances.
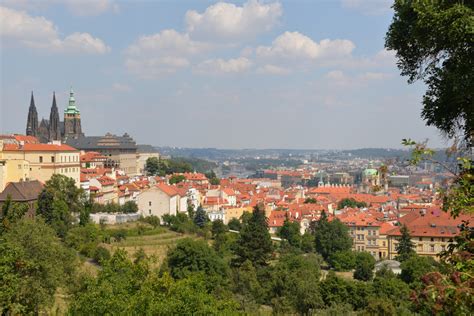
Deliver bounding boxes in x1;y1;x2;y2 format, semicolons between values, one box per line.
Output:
396;224;416;262
314;211;353;261
0;218;76;314
193;206;209;228
233;204;273;267
386;0;473;142
277;217;302;249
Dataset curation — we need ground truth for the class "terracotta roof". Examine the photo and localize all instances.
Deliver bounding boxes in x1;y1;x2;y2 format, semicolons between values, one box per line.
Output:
3;143;78;152
0;180;44;201
156;183;178;196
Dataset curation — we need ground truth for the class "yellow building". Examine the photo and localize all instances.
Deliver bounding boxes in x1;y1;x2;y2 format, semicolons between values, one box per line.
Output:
224;206;253;224
0;158;30;192
0;141;81;187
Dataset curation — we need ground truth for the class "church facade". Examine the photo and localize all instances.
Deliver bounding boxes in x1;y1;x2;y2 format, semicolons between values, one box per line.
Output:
26;88;84;143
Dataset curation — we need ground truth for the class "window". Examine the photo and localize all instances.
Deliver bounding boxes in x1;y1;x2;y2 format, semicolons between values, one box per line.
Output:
51;156;55;163
382;241;386;247
149;210;151;215
18;164;22;169
430;238;434;242
430;245;435;252
149;201;152;206
39;156;43;163
419;237;422;241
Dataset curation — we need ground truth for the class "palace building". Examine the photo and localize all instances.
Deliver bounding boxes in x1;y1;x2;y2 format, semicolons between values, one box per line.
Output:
26;88;84;143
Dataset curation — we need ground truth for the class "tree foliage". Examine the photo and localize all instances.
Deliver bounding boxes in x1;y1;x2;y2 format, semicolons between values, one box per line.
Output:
233;205;273;267
0;218;76;314
277;218;302;249
193;206;209;228
386;0;474;141
314;211;353;260
337;198;367;209
145;157;192;176
396;224;416;262
353;252;375;281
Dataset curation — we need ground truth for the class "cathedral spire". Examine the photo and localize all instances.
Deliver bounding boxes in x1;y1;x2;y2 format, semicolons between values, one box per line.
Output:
49;91;61;141
65;86;80;114
26;91;39;137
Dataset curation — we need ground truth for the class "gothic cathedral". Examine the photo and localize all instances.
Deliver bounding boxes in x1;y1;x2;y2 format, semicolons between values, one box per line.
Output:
26;88;84;143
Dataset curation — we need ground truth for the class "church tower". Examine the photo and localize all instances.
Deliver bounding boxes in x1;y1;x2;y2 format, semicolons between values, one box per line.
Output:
26;92;39;137
48;92;61;141
63;87;83;140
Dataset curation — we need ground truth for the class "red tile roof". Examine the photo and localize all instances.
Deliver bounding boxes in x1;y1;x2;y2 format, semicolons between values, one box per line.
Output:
3;143;78;152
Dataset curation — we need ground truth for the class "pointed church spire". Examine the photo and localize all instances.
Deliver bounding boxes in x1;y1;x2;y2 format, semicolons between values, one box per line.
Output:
26;91;39;137
49;91;61;142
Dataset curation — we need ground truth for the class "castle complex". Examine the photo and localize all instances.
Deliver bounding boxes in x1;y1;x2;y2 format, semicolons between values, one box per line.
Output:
26;88;84;143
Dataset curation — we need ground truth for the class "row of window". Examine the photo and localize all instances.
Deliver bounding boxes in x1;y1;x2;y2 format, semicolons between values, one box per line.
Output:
38;155;79;163
61;167;78;173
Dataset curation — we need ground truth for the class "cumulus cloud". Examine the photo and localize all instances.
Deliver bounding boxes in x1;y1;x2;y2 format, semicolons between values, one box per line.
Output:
194;57;252;74
125;29;210;77
185;0;282;41
256;31;355;60
0;6;110;54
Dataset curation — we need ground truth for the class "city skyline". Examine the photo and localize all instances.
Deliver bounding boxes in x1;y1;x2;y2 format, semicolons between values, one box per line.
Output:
1;0;447;149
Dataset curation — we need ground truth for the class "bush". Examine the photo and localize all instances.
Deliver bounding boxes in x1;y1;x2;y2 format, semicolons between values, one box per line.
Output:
329;250;356;271
227;218;241;231
94;246;111;264
353;252;375;281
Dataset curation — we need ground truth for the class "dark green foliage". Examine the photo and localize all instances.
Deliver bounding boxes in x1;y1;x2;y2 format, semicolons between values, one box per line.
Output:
232;260;265;310
304;197;317;204
169;174;186;184
93;246;111;264
193;206;208;228
37;174;86;237
400;255;438;285
270;253;324;314
69;249;238;314
90;201;138;214
337;198;367;209
328;250;356;271
65;224;100;257
396;224;416;262
205;170;220;185
0;218;76;314
277;218;301;249
163;213;197;233
300;232;314;253
386;0;474;141
314;211;353;260
0;195;29;233
353;252;375;281
165;238;228;288
372;267;410;309
211;219;228;238
227;218;242;231
145;157;192;176
233;205;273;267
363;298;397;316
320;272;369;310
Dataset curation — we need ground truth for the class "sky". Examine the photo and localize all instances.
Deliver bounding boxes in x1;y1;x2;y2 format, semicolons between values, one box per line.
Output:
0;0;447;149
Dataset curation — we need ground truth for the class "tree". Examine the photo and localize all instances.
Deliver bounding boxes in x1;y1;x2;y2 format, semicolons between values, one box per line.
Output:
233;205;273;267
395;224;415;262
165;238;228;289
121;201;138;213
386;1;473;141
0;195;29;234
211;219;228;238
353;252;375;281
144;157;160;175
193;206;208;228
314;211;353;261
277;218;301;249
337;198;367;209
228;218;241;231
400;255;438;286
328;250;356;271
37;174;85;237
169;174;185;184
0;218;76;314
304;197;317;204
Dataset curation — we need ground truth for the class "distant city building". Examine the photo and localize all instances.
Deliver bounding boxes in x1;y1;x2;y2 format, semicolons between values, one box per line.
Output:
66;133;138;176
26;89;84;143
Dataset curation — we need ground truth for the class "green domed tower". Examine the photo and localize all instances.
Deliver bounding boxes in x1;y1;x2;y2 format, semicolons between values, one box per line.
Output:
63;87;84;140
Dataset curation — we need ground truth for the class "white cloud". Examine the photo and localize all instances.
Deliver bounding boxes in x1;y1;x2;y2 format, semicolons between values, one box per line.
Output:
185;0;282;41
256;31;355;60
0;6;110;54
125;29;209;77
194;57;252;74
256;64;290;75
341;0;392;16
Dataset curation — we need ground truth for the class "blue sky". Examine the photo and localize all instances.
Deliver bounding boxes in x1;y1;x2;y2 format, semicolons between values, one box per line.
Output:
0;0;446;149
